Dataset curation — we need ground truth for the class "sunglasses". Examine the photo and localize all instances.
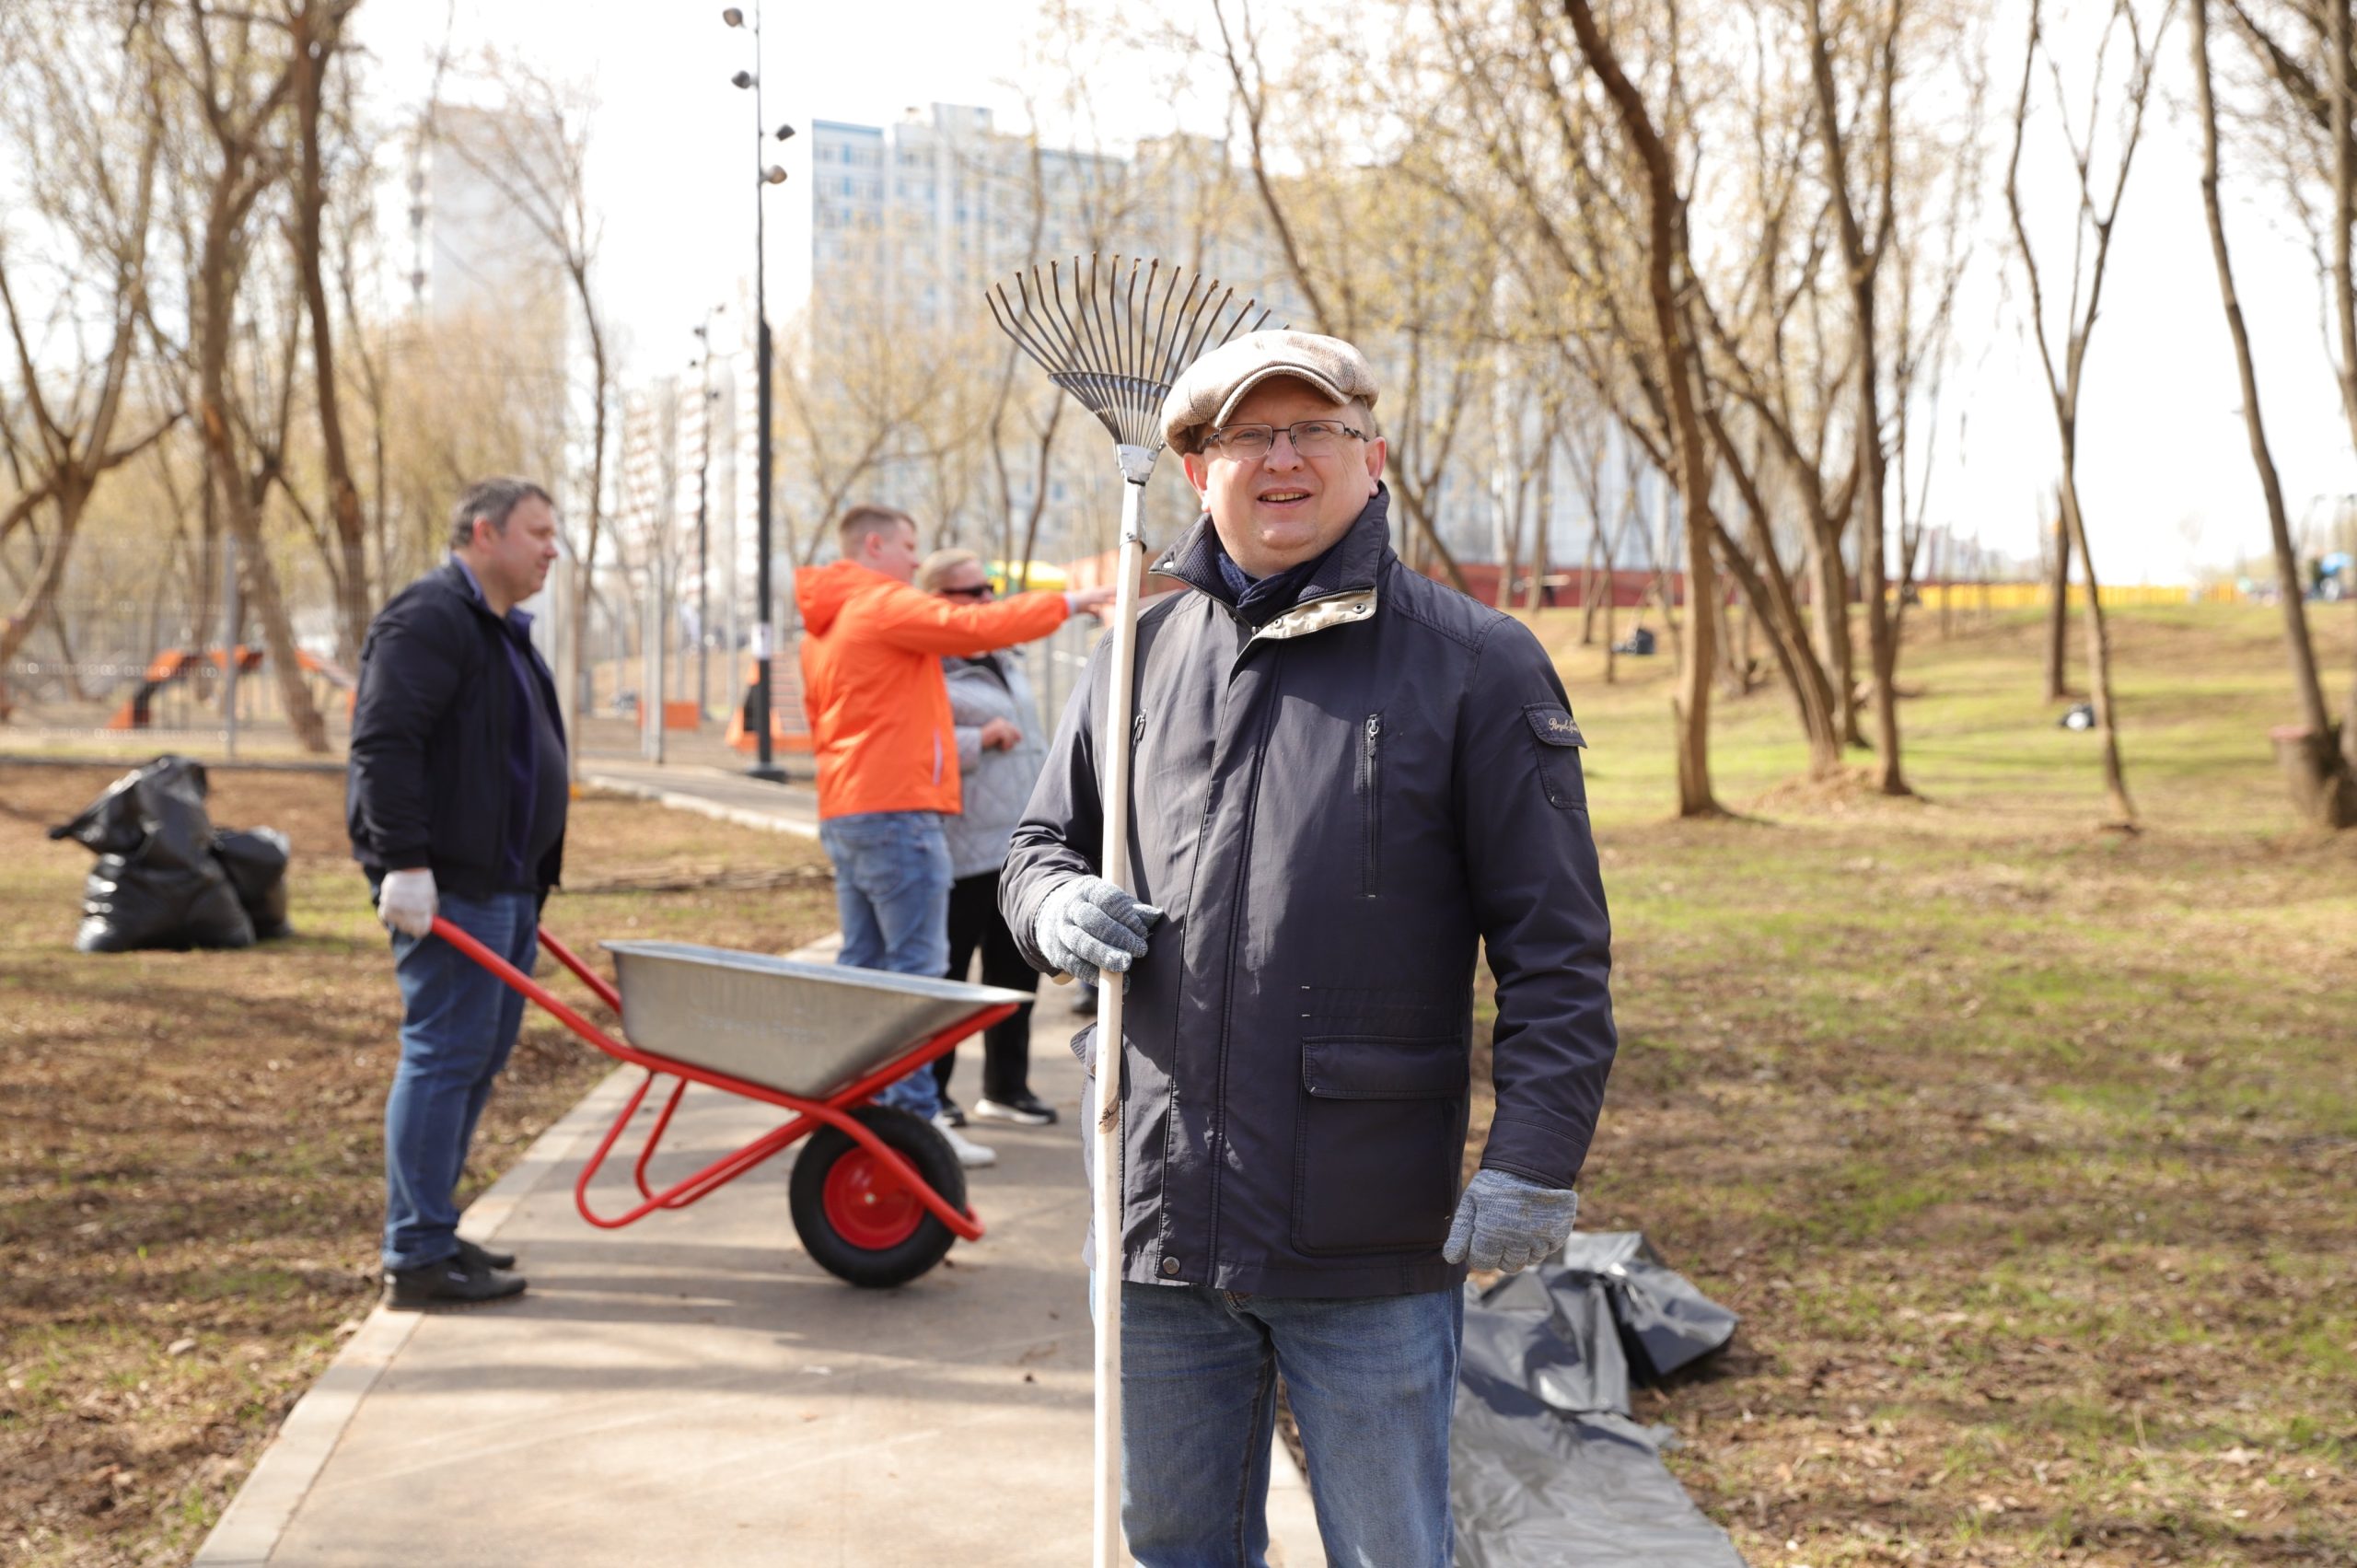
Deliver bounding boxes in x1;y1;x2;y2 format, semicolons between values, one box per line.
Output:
938;583;995;599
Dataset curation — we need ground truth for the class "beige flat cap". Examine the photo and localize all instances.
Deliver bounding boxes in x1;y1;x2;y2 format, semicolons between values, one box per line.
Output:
1160;330;1379;455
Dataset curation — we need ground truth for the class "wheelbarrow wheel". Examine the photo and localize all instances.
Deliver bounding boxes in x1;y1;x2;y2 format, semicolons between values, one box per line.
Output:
789;1106;966;1288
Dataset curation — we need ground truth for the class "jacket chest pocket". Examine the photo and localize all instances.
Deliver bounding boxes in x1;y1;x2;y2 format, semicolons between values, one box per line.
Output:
1292;1032;1466;1255
1358;713;1382;897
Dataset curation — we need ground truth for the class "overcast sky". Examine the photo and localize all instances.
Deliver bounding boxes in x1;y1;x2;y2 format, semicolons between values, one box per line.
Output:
353;0;2357;585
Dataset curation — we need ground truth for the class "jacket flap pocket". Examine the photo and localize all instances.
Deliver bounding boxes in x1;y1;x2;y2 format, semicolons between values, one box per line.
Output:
1302;1034;1469;1100
1525;704;1585;748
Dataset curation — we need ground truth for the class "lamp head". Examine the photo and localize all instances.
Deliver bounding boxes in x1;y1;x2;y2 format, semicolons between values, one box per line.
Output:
721;7;745;27
762;165;788;185
731;69;754;89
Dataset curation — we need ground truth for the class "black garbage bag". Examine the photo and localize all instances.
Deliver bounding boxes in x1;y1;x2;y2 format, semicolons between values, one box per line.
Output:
1452;1233;1746;1567
48;756;256;952
213;827;292;938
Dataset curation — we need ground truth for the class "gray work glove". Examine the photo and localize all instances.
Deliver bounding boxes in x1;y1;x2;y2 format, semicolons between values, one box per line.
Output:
1035;875;1163;989
377;867;438;939
1443;1169;1581;1273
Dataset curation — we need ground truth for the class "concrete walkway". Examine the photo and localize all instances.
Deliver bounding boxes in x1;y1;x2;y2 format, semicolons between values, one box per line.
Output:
581;759;821;840
198;948;1323;1565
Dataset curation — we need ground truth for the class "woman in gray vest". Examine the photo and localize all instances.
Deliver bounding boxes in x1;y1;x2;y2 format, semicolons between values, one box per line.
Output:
920;549;1057;1125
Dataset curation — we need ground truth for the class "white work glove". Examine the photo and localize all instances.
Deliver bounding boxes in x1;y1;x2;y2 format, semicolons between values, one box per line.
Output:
377;867;438;939
1443;1169;1581;1273
1035;875;1162;988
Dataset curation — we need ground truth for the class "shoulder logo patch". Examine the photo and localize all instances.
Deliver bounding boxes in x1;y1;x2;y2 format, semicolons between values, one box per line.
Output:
1524;704;1586;748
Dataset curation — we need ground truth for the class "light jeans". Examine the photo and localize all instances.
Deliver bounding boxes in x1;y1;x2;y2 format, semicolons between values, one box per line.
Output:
1118;1281;1461;1567
818;809;951;1121
381;888;539;1272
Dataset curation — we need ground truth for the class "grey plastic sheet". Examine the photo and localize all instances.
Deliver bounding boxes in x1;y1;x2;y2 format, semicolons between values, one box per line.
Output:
1452;1232;1746;1567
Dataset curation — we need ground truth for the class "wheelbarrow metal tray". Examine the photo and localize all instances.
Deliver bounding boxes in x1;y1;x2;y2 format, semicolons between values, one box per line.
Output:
598;939;1033;1099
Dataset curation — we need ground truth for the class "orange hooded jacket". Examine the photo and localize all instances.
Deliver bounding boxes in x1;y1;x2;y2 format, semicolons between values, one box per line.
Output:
795;560;1071;820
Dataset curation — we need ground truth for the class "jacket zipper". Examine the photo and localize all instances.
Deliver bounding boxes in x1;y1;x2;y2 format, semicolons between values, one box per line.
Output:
1361;714;1382;897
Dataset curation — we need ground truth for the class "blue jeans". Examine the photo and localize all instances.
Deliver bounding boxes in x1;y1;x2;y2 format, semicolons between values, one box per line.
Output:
381;889;539;1272
1119;1282;1461;1567
818;810;950;1121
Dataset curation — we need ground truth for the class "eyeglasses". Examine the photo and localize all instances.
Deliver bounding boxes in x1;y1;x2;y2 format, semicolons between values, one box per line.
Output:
938;583;994;599
1201;420;1367;461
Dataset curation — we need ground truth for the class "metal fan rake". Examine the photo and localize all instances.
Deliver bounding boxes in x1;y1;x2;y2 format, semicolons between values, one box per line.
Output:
985;253;1271;1567
987;253;1274;483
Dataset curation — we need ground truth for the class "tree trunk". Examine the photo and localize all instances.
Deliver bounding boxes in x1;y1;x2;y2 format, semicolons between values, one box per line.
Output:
198;199;328;753
1601;520;1620;686
1806;524;1864;746
2043;510;2071;701
1525;434;1550;613
2328;0;2357;456
1807;0;1908;796
1700;394;1846;773
2328;0;2357;775
1579;528;1602;643
2057;433;2133;826
0;486;89;673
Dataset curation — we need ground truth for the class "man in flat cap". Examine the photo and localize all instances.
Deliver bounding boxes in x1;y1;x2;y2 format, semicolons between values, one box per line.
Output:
1001;330;1617;1562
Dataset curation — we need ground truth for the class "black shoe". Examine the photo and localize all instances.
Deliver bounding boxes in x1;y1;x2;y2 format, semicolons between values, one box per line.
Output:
936;1095;967;1128
456;1236;517;1272
1072;987;1097;1016
972;1092;1058;1127
386;1250;528;1309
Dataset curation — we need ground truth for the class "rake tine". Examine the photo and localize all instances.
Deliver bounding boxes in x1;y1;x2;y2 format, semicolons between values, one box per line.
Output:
993;274;1051;368
1074;254;1123;419
987;283;1052;376
999;273;1070;376
1044;259;1104;419
984;251;1286;458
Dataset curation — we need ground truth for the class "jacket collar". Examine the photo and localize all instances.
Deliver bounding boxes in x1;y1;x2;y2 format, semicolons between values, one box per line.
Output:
440;557;532;633
1153;484;1393;641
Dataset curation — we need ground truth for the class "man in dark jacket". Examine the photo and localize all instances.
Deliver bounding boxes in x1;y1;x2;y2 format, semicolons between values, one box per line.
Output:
348;476;566;1308
1001;331;1616;1564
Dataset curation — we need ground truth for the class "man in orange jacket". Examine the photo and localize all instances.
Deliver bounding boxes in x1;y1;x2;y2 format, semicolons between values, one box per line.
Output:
796;504;1112;1166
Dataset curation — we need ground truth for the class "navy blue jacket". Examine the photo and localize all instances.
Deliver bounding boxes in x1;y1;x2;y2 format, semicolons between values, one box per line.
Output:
1001;490;1616;1296
347;563;567;898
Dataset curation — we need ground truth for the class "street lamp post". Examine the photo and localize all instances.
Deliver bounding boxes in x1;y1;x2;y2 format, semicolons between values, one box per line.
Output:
725;3;793;783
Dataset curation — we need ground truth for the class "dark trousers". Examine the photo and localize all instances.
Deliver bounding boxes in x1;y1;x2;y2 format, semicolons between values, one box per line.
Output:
935;867;1039;1103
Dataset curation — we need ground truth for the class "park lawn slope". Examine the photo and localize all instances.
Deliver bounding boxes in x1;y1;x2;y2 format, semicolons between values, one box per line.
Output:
1469;603;2357;1565
0;767;837;1567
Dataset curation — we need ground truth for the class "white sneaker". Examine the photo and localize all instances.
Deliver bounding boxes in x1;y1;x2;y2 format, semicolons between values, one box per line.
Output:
933;1115;997;1169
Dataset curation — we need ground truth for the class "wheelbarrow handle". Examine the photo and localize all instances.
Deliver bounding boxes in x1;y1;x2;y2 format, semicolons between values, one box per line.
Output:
427;915;614;1053
537;925;621;1013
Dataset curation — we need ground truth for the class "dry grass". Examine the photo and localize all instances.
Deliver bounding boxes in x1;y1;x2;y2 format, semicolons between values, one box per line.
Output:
0;767;837;1566
1465;603;2357;1566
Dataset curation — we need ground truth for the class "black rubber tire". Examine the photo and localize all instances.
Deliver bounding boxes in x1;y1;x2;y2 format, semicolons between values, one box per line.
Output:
789;1105;966;1288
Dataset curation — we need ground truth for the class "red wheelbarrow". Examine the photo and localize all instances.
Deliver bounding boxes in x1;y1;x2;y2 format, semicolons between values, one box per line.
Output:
430;918;1028;1288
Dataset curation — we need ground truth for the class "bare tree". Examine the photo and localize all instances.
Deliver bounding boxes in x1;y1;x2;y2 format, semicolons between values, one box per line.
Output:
2217;0;2357;776
2191;0;2354;825
157;1;331;751
1804;0;1910;795
440;58;614;726
2003;0;2167;828
1562;0;1727;817
0;11;179;710
285;0;370;665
